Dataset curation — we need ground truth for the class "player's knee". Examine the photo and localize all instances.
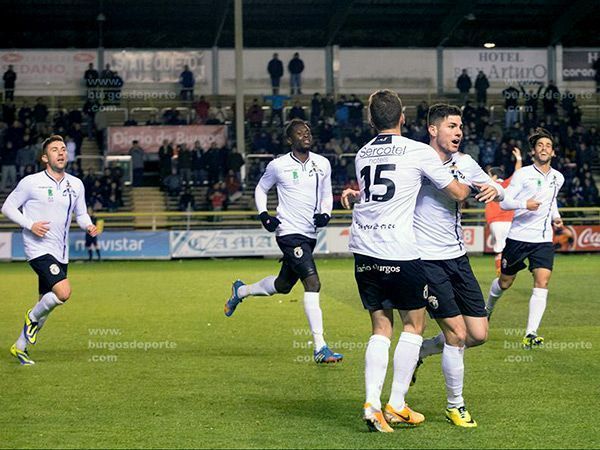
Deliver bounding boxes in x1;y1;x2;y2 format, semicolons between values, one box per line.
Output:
467;330;488;347
444;329;467;347
499;278;514;290
534;279;549;289
274;278;294;294
54;287;71;302
303;276;320;293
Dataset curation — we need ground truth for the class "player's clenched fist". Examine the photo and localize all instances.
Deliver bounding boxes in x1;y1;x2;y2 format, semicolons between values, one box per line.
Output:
341;188;360;210
259;211;281;232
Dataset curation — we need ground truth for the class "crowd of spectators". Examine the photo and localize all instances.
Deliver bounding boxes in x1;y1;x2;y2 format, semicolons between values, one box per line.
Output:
1;83;598;214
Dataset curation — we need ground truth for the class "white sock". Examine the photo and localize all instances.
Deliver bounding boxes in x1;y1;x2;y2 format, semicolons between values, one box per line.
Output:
486;278;504;313
238;275;277;299
526;288;548;336
303;292;326;350
420;332;445;359
365;334;391;410
15;331;28;351
30;292;63;322
441;343;465;409
388;332;423;411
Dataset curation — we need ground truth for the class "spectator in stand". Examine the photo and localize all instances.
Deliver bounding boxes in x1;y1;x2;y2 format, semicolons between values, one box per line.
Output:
15;135;34;179
94;109;108;152
18;100;32;124
158;139;174;186
288;101;306;121
502;85;520;128
178;143;193;185
484;120;503;142
335;96;350;128
246;98;264;129
208;181;227;219
456;69;472;104
520;82;543;119
321;93;335;125
84;63;99;99
3;102;16;127
3;65;17;101
264;93;290;127
267;53;284;94
474;71;490;106
569;177;584;207
288;52;305;95
542;80;560;120
347;94;364;128
310;93;322;126
179;65;195;101
206;102;228;124
193;95;210;123
192;142;208;186
3;139;19;181
224;169;242;202
179;187;196;211
163;168;182;197
416;100;429;123
227;146;245;179
582;178;599;206
205;142;221;185
128;140;145;187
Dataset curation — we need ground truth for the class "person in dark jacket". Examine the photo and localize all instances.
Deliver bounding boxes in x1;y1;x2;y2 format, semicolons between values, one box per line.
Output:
267;53;284;94
3;65;17;101
474;71;490;106
288;52;305;95
456;69;472;104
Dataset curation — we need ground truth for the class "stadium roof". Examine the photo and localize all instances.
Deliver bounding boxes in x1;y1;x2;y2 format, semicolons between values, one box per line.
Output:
3;0;600;49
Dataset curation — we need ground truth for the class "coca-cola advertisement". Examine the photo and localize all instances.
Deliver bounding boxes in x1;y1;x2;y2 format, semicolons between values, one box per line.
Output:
484;225;600;253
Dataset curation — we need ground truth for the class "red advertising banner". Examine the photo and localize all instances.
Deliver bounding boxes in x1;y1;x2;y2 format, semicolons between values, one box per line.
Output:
484;225;600;253
107;125;227;154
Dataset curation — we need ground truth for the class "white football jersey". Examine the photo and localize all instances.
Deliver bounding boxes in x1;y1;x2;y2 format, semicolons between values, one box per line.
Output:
349;134;455;260
255;152;332;239
500;165;564;243
1;170;92;263
414;153;504;260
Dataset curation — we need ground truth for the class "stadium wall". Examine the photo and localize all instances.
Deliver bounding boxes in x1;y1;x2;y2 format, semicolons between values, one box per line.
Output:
2;226;599;261
2;47;597;96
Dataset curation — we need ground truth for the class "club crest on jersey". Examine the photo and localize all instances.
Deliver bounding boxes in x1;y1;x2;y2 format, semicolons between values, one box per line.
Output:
294;246;303;258
63;180;76;196
308;161;324;177
47;188;54;202
427;295;439;310
292;170;300;184
49;264;60;275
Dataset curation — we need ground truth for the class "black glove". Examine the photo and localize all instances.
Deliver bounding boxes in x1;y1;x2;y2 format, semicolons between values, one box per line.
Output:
313;213;331;228
259;211;281;232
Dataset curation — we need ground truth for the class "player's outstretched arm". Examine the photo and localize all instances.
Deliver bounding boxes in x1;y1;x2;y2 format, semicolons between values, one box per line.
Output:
443;180;471;201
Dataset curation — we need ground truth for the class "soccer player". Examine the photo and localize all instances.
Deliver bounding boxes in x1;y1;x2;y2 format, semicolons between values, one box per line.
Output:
485;147;523;275
412;104;503;427
224;119;343;364
342;92;484;433
2;135;97;365
485;128;564;348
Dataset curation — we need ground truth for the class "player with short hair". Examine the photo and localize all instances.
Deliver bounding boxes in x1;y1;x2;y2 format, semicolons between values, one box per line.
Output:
224;119;342;364
486;127;564;348
2;135;97;365
485;148;523;275
342;91;478;432
412;104;503;427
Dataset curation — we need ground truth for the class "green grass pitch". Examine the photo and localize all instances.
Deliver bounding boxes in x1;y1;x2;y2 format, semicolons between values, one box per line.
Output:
1;254;599;449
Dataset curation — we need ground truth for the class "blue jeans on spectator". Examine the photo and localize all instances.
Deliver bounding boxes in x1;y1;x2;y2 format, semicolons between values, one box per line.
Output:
290;74;302;95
